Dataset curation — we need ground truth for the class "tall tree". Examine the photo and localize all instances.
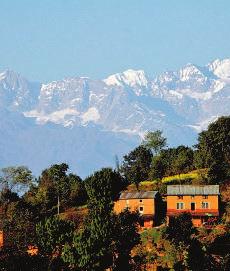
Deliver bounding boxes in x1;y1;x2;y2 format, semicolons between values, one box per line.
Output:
68;173;87;207
149;146;194;180
36;216;74;270
121;146;152;187
36;216;74;256
2;198;37;251
63;169;140;271
63;168;123;271
149;154;166;181
112;209;140;271
24;163;86;217
0;166;33;193
196;116;230;183
142;130;167;155
45;163;69;215
173;147;194;175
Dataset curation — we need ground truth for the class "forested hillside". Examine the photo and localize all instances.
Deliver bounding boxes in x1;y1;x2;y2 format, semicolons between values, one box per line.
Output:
0;116;229;270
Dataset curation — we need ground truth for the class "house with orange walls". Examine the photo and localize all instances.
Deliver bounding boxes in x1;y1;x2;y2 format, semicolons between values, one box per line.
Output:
0;207;3;247
0;230;3;248
166;185;219;227
114;191;161;228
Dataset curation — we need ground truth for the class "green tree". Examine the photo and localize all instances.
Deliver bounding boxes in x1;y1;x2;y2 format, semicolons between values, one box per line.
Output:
196;116;230;183
166;212;195;245
165;213;203;270
63;168;120;271
85;168;126;202
67;173;87;207
112;209;140;271
36;216;74;257
24;164;86;217
149;154;167;181
63;170;140;271
121;146;152;187
173;147;194;176
142;130;167;155
0;166;33;193
2;197;37;251
207;161;229;184
149;146;194;181
44;163;69;215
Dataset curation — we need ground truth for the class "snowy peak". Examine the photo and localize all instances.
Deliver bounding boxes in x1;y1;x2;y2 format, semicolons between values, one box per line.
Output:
103;69;149;96
0;69;40;111
38;77;91;111
179;63;210;81
104;69;148;87
153;63;213;90
1;58;230;136
207;58;230;79
41;77;89;92
0;69;28;90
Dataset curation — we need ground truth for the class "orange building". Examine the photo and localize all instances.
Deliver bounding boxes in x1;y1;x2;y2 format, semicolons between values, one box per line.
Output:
114;191;160;228
0;231;3;248
166;185;219;227
0;207;3;247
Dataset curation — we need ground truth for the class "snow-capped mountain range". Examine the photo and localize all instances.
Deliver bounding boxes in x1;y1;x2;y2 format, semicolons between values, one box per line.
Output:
0;58;229;176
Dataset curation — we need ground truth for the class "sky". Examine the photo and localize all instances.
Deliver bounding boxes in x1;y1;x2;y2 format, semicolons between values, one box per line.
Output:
0;0;230;82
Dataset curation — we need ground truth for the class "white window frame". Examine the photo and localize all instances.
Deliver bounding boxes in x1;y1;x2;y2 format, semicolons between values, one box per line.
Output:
139;206;144;214
202;202;209;209
176;202;184;210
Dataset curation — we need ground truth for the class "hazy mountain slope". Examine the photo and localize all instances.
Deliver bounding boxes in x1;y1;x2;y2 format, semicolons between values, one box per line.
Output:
0;109;137;176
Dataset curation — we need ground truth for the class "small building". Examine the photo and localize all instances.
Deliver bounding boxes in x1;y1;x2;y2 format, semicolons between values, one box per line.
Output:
166;185;219;227
0;231;3;248
114;191;160;228
0;214;3;248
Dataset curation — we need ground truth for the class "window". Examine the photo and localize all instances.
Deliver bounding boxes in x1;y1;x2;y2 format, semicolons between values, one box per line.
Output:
139;199;143;203
191;202;195;211
202;202;209;209
203;195;208;199
176;202;184;209
139;206;144;213
178;195;183;199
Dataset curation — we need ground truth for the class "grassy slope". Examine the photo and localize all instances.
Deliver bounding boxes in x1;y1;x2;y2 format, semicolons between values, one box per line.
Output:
127;169;208;191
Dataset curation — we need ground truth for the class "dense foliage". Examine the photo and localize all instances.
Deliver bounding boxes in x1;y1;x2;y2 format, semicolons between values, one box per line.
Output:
121;145;152;187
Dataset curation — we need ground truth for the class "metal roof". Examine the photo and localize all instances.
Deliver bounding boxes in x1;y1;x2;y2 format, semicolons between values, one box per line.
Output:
119;191;158;199
167;185;220;195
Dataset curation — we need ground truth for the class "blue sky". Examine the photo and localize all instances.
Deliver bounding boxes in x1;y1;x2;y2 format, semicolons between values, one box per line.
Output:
0;0;230;82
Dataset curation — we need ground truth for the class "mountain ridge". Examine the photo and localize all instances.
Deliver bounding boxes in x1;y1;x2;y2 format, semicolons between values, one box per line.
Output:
0;58;229;176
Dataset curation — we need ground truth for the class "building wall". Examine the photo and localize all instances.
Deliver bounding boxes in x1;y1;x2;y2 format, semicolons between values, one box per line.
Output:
0;231;3;247
114;198;155;216
167;195;219;227
167;195;219;211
